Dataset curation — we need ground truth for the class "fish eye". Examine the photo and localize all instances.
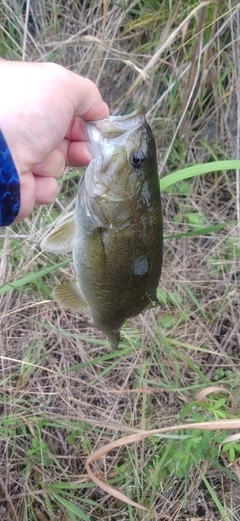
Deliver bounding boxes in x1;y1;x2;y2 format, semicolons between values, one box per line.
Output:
131;150;145;169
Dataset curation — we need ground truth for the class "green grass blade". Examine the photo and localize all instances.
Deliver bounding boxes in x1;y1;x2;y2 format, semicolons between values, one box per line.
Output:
49;491;91;521
0;260;68;295
200;474;232;521
164;221;235;240
160;160;240;190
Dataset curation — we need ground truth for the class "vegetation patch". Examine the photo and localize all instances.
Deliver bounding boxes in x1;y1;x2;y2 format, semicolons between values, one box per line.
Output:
1;0;240;519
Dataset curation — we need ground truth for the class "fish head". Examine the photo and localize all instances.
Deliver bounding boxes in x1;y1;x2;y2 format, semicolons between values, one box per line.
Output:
83;107;158;201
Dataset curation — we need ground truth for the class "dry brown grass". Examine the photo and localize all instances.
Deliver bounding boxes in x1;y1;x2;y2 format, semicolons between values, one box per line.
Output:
1;1;240;520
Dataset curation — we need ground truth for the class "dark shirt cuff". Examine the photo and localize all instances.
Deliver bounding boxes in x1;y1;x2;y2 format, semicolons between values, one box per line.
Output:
0;130;20;226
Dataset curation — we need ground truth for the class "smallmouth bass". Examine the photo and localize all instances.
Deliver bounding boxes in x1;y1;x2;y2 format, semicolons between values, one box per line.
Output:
41;107;163;348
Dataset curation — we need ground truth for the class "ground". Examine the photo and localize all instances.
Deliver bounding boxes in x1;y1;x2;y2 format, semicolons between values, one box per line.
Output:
0;1;240;520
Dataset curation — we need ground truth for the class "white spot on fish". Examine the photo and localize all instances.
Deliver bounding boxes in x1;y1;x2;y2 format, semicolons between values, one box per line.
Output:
133;256;149;275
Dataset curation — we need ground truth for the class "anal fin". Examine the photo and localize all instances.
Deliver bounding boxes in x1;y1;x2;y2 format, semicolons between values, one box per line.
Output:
53;279;87;311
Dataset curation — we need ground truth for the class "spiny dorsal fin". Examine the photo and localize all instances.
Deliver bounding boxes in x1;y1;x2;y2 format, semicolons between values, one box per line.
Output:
53;279;87;311
40;212;75;254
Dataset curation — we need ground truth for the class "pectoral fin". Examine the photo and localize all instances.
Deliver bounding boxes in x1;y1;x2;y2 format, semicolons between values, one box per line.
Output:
40;212;75;253
53;279;87;310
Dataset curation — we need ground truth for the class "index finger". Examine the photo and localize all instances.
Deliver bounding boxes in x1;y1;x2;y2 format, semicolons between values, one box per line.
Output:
70;72;109;121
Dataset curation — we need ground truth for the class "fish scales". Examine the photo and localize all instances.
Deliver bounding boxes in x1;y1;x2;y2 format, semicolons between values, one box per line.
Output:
40;107;163;348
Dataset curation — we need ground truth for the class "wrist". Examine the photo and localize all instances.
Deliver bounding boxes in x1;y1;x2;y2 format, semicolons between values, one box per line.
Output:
0;129;20;226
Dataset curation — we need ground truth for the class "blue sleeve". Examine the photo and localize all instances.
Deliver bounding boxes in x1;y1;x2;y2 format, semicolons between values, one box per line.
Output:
0;130;20;226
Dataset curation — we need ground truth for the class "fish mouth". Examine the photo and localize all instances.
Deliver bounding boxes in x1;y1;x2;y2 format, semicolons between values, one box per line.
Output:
84;107;147;157
107;106;146;123
105;106;146;135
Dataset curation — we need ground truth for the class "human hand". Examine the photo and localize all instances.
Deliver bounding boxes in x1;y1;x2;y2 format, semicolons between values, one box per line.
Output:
0;60;109;222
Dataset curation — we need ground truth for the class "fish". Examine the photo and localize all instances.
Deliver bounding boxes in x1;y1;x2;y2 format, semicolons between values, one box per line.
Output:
40;107;163;348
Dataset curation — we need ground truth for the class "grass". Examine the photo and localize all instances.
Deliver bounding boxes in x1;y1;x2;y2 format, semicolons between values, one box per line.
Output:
1;0;240;519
